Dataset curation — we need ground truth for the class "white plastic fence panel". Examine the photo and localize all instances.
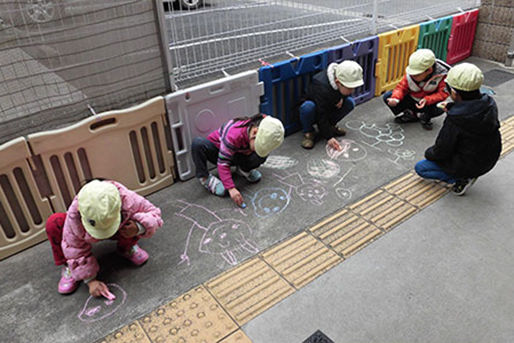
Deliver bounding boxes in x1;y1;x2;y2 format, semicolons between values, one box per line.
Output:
28;97;175;212
166;70;263;180
0;137;53;260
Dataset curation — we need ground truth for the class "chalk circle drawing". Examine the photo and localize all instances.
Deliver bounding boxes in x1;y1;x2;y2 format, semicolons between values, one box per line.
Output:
248;187;291;218
175;200;258;266
345;120;405;148
388;148;416;165
261;155;299;170
78;283;126;323
307;159;341;179
275;172;327;206
326;139;367;161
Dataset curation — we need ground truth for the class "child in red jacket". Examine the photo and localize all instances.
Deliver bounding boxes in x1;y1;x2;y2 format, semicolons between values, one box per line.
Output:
383;49;450;130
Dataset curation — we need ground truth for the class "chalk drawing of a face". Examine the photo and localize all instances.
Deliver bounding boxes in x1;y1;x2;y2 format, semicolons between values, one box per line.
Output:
326;139;367;161
307;159;341;179
78;283;126;323
175;201;259;266
261;155;299;170
275;173;327;206
249;187;290;218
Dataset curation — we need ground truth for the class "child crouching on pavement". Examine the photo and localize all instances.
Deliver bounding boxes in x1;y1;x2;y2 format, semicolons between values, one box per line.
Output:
414;63;502;195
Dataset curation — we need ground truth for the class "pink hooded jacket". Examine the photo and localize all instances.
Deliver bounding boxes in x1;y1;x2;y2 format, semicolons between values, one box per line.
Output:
61;181;163;281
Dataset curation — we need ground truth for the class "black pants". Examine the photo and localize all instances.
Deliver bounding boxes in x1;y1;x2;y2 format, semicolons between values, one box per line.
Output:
383;91;444;120
191;137;267;179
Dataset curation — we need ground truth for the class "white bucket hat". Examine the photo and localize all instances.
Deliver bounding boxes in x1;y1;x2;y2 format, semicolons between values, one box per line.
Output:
406;49;436;75
78;180;121;240
254;116;285;158
335;61;364;88
445;63;483;92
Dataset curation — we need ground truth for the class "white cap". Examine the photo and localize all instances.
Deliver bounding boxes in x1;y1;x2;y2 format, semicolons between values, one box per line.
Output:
254;116;285;158
446;63;483;91
335;61;364;88
406;49;436;75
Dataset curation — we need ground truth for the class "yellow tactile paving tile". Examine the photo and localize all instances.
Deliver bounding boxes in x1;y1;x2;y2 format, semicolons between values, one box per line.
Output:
309;209;382;258
261;232;342;289
503;115;514;127
384;172;449;209
349;189;417;231
139;286;238;343
97;322;150;343
500;122;514;157
218;330;253;343
205;257;295;325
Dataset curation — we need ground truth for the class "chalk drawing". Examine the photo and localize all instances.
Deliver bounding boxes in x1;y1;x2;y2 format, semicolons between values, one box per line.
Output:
307;159;341;179
175;200;258;266
247;187;291;218
333;167;353;201
387;148;416;165
78;283;126;323
261;155;299;169
345;120;404;149
275;172;327;206
326;139;367;161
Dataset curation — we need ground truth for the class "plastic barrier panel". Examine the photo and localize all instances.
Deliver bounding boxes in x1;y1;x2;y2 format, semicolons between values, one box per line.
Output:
446;9;479;65
28;97;175;212
327;36;378;105
418;16;453;61
375;25;420;96
0;137;53;260
166;71;263;181
259;50;328;136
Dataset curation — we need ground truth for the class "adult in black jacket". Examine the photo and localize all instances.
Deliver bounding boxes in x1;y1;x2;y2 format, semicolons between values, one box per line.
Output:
415;63;502;195
300;60;364;149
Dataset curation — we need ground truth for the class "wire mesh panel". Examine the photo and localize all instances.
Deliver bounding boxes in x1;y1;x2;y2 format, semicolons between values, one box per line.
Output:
375;25;420;96
327;36;378;105
0;137;53;260
259;50;328;136
27;97;175;213
0;0;168;144
447;9;480;64
418;16;453;61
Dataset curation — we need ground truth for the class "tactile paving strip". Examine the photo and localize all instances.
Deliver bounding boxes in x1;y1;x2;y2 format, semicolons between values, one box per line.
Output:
500;122;514;157
218;330;253;343
261;232;342;289
139;285;238;343
205;257;295;325
349;190;417;231
96;322;150;343
309;209;382;258
384;172;449;209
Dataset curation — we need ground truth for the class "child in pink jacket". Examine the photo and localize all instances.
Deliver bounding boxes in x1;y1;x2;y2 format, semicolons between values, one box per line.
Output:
45;179;163;297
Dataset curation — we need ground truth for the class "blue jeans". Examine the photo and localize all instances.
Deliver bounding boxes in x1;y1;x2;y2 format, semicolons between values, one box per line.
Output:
299;97;355;133
415;159;456;184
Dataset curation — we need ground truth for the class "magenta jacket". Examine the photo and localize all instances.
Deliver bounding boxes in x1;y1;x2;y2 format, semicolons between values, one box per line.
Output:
61;181;163;281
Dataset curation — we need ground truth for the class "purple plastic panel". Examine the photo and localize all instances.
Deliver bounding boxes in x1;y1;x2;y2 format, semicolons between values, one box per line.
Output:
327;36;378;105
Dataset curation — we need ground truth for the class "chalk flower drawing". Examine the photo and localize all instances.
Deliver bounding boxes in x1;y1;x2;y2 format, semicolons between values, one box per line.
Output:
388;148;416;165
345;120;405;148
175;200;258;266
261;155;299;169
78;283;126;323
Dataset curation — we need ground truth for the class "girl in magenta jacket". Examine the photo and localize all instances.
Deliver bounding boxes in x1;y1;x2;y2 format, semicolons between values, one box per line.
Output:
45;179;163;297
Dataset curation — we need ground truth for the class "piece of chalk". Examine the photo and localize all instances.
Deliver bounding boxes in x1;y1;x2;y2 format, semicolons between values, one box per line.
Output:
241;202;246;209
105;290;116;300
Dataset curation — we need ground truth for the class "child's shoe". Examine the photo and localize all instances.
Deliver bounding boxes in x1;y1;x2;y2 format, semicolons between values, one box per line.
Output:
452;178;477;196
118;244;149;266
301;132;315;149
58;266;80;294
418;112;433;130
394;109;418;123
236;167;262;183
200;174;226;196
332;126;346;136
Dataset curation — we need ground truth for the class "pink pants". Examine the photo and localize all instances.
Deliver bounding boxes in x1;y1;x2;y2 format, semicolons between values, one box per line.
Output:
45;213;139;266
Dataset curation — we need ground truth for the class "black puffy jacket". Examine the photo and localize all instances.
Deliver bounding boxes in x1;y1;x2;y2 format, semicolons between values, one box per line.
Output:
425;94;502;178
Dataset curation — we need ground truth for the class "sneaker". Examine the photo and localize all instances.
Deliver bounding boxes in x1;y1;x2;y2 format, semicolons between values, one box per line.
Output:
236;167;262;183
418;112;433;130
301;132;315;149
452;178;477;196
118;244;149;266
200;174;226;196
394;109;418;123
58;266;80;294
332;126;346;137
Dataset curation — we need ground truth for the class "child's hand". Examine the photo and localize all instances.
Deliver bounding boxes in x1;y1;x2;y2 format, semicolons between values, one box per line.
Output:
228;188;244;207
327;138;342;151
88;280;109;298
437;102;449;112
336;99;343;109
119;220;139;238
387;98;400;107
416;98;427;109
